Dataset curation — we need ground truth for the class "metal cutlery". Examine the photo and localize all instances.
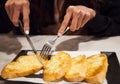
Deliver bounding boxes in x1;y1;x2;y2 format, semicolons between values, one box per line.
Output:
19;20;45;64
40;27;69;59
19;20;37;54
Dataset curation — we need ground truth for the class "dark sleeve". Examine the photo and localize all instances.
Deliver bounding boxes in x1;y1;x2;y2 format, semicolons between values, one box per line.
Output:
85;0;120;37
0;0;14;33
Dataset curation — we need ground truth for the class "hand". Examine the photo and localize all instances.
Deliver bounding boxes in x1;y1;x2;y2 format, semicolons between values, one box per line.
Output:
58;5;96;36
5;0;30;33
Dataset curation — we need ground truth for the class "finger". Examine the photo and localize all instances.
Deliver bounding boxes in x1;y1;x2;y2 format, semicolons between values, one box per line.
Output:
58;6;73;35
70;11;80;32
12;2;21;26
81;12;90;28
5;1;10;18
9;0;14;21
76;11;85;30
22;1;30;33
5;0;14;21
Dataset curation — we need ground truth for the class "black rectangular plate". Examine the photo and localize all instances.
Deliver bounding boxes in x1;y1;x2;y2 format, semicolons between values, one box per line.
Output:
0;50;120;84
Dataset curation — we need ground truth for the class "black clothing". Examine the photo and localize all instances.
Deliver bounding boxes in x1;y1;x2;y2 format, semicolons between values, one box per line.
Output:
85;0;120;37
0;0;120;37
0;0;13;33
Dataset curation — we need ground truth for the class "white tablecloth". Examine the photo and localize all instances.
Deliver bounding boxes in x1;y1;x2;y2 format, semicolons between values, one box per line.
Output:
0;34;120;84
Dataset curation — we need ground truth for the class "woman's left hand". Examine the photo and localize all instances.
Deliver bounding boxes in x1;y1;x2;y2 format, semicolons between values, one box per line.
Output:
58;5;96;36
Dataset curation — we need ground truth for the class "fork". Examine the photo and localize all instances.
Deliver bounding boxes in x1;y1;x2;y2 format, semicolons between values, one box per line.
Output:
40;27;69;59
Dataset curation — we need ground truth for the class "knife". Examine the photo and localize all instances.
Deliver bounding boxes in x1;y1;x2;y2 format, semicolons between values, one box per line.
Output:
19;20;48;64
19;20;37;54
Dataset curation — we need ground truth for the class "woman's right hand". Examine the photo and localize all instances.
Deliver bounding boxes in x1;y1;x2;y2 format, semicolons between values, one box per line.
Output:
5;0;30;34
58;5;96;36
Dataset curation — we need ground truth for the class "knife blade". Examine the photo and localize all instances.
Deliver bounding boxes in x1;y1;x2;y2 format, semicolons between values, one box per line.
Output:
19;20;47;64
19;20;37;54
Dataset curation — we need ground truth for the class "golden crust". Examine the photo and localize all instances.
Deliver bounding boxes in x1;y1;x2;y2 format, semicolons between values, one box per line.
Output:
1;51;108;84
1;54;43;79
85;54;108;84
64;55;87;82
43;51;71;82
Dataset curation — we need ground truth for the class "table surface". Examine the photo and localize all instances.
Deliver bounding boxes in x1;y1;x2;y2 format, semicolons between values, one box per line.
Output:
0;34;120;84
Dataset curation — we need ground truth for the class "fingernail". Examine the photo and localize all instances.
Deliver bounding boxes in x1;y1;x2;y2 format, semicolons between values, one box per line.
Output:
58;33;62;37
25;30;29;35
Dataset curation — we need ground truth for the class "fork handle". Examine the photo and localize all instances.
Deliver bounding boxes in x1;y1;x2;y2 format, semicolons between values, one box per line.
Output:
58;26;70;37
63;26;70;34
53;27;70;42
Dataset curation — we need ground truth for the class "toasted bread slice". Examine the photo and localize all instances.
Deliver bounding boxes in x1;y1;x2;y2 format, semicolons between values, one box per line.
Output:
64;55;87;82
85;54;108;84
43;51;71;82
1;54;43;79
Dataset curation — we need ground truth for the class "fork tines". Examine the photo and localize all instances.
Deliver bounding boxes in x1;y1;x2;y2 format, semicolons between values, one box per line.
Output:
40;42;53;60
40;27;70;60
